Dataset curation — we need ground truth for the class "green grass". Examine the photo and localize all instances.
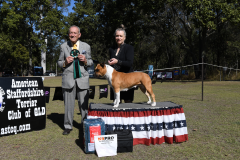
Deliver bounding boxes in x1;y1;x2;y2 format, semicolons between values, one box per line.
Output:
0;77;240;159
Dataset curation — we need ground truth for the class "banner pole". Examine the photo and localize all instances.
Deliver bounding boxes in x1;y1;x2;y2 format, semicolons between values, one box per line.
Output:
202;55;204;101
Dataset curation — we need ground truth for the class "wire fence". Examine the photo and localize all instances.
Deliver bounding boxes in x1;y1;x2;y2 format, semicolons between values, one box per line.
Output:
139;63;240;81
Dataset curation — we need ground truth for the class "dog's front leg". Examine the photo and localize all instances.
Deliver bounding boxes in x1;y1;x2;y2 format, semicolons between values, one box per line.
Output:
113;92;120;108
113;91;117;105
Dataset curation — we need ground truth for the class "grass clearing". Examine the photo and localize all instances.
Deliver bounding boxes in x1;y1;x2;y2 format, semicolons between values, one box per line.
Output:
0;77;239;159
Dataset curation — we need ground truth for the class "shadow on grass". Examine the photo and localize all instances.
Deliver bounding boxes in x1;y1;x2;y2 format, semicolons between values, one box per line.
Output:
47;113;87;153
47;113;64;130
75;138;98;156
75;127;98;156
75;124;98;156
75;127;85;152
171;95;203;101
47;113;81;130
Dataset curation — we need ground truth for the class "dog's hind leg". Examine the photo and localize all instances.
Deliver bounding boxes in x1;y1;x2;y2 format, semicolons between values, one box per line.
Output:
145;86;156;106
139;85;152;104
141;79;156;106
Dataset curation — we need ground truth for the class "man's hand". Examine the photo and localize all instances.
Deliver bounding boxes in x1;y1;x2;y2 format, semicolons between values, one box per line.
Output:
65;56;74;65
78;54;87;63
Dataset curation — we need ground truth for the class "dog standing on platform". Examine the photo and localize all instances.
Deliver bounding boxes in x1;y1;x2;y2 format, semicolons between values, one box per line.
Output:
94;63;156;107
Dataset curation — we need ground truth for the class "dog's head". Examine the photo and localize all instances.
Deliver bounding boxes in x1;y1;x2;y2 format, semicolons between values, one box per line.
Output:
94;63;107;78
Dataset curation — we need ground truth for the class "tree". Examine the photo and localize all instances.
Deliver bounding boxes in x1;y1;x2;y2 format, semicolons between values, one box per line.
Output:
46;33;62;72
167;0;240;78
0;0;69;75
63;0;240;75
67;0;166;68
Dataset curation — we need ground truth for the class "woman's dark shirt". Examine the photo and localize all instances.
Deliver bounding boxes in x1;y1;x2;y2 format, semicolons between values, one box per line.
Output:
109;43;134;73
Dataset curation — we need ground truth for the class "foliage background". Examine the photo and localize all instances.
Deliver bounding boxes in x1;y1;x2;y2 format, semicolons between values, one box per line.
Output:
1;0;240;78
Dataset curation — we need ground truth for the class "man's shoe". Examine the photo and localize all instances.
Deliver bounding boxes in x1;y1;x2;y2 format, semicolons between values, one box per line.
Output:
62;129;72;135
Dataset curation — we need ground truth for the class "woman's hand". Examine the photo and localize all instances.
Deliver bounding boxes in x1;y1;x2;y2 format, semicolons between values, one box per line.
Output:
108;58;118;65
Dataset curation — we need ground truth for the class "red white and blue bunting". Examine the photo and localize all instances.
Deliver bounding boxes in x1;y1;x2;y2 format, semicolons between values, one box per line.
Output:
87;106;188;145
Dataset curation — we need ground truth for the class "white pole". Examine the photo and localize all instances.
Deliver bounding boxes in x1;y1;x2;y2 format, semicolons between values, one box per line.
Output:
237;59;238;76
56;62;57;76
220;71;221;81
40;5;47;74
41;34;47;74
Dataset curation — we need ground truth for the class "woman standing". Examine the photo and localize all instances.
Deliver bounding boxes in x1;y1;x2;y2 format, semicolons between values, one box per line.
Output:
108;24;134;103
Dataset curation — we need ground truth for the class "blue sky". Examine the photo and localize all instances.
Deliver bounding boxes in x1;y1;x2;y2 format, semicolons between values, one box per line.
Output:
63;0;75;16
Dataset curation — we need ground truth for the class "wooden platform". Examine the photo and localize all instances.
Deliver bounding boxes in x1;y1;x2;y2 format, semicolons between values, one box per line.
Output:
89;101;181;110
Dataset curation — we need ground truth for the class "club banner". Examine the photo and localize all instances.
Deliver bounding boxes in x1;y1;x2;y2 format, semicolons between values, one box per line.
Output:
52;87;63;101
182;70;188;75
44;87;50;103
89;86;95;99
87;65;95;78
174;70;179;76
154;72;173;79
148;65;153;79
99;85;108;99
0;77;46;137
